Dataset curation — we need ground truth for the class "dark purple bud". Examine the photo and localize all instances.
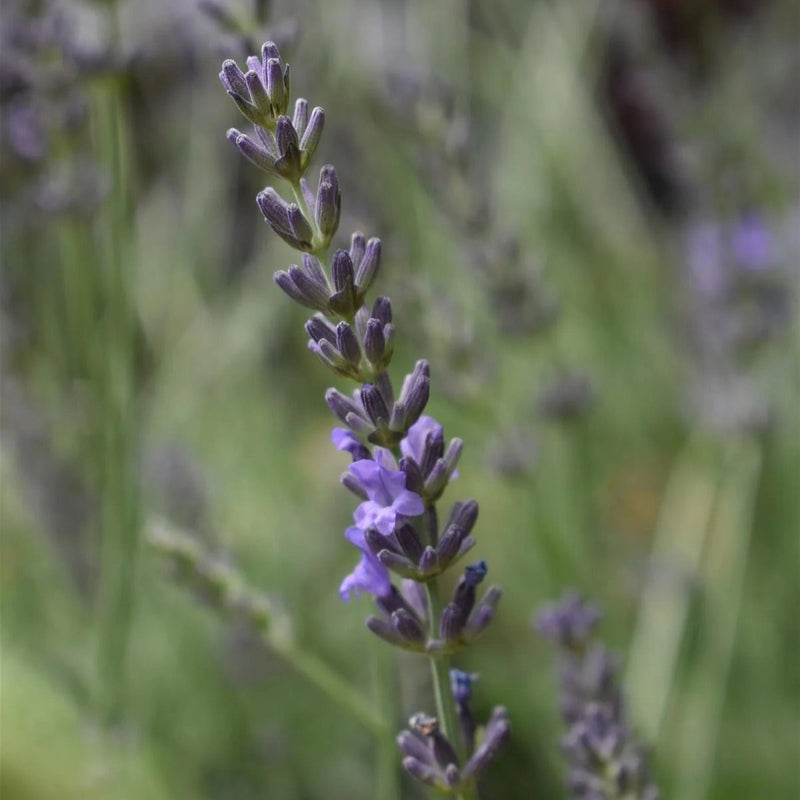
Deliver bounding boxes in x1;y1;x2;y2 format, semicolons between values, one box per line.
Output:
315;165;341;242
227;129;277;172
331;250;355;292
220;59;249;98
245;70;270;115
399;456;425;496
287;263;329;308
286;203;313;244
265;57;286;112
292;98;309;138
354;236;382;292
365;616;404;647
462;706;510;780
301;253;328;286
274;116;302;179
420;427;445;476
335;322;361;367
435;525;465;566
341;471;368;500
299;106;324;159
262;41;281;63
325;388;363;425
392;609;425;643
450;669;479;754
257;188;314;251
257;188;288;231
376;585;410;617
397;731;435;765
464;561;488;587
371;296;392;325
364;527;398;557
424;460;450;498
275;115;299;154
444;438;463;472
401;757;438;787
395;521;424;563
274;271;314;308
399;360;431;428
364;318;386;365
305;315;336;344
309;339;347;375
446;500;479;534
362;383;390;425
410;714;460;771
418;547;439;576
463;585;502;640
349;232;366;268
450;564;487;632
439;603;465;641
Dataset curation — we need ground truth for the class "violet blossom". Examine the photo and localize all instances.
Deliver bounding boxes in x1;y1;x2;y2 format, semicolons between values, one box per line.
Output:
339;526;393;601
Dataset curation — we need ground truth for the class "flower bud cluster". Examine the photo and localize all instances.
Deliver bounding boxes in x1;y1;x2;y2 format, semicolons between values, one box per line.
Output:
220;40;508;795
397;696;510;793
537;591;660;800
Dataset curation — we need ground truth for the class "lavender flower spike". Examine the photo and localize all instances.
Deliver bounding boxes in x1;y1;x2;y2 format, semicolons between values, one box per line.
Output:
219;38;510;795
537;591;659;799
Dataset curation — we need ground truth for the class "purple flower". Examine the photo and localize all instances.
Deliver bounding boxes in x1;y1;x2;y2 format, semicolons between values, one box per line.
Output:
331;427;371;462
731;212;774;273
400;415;442;463
348;458;424;535
339;526;392;600
536;590;602;651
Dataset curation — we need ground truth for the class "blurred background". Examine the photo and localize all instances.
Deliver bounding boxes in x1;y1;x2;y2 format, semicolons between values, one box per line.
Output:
1;0;798;798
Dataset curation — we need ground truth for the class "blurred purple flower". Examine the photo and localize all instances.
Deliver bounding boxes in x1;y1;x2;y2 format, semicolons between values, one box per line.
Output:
536;590;602;651
348;458;424;535
687;223;725;299
339;526;392;600
731;212;774;273
5;97;45;160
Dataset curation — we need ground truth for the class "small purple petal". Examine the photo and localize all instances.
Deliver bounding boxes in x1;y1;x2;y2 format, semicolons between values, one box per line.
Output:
332;427;370;461
340;526;392;600
401;415;442;463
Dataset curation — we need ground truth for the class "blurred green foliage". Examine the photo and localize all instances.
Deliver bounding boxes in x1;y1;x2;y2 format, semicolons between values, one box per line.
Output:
1;1;797;799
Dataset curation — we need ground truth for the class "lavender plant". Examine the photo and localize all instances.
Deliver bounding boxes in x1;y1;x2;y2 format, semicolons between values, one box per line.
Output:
537;591;659;800
219;42;509;798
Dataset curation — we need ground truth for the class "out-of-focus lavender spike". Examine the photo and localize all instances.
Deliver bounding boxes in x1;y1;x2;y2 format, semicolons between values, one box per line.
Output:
537;591;660;799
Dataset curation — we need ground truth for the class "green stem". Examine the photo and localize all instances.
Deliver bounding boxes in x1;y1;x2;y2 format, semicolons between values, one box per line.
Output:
424;581;479;800
290;180;312;222
374;644;401;800
92;70;140;726
268;636;389;739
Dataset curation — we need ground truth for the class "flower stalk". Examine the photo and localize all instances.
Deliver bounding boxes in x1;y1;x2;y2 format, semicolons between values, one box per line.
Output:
217;40;509;797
